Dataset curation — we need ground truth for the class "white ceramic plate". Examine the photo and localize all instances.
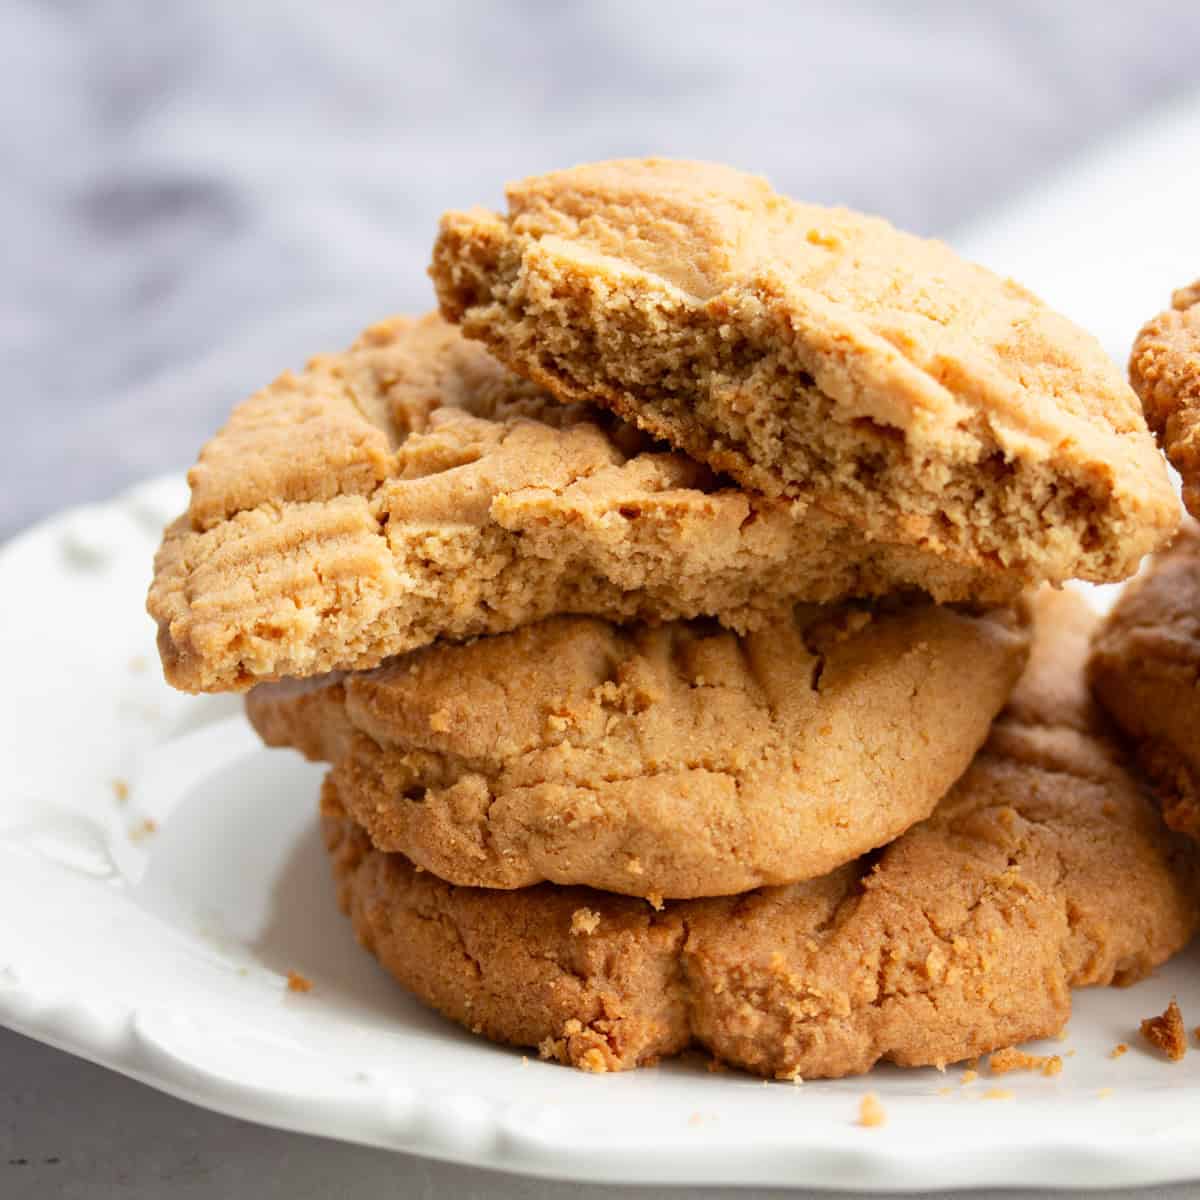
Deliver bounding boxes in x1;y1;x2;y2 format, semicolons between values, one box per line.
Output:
2;477;1199;1192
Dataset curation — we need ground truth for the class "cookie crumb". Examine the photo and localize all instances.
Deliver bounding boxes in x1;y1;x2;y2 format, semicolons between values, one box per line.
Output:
988;1047;1062;1077
570;907;601;936
936;1087;954;1097
578;1047;609;1073
520;1056;528;1068
286;970;313;994
1097;1087;1114;1100
646;891;664;911
1110;1043;1128;1059
129;816;157;842
961;1069;978;1085
983;1088;1014;1101
1141;999;1187;1061
688;1112;704;1127
111;778;129;803
129;655;147;673
858;1093;886;1128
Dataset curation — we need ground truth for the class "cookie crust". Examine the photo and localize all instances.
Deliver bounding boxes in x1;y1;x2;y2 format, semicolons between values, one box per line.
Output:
1129;281;1200;518
432;159;1177;588
324;594;1197;1078
251;597;1030;899
149;313;1019;693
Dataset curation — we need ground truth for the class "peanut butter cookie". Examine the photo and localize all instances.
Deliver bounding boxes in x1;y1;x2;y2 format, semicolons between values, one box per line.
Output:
149;313;1018;693
1130;281;1200;518
1090;520;1200;840
432;159;1177;588
250;597;1030;899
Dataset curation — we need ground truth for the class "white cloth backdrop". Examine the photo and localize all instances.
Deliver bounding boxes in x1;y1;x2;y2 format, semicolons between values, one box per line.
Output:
3;2;1200;1197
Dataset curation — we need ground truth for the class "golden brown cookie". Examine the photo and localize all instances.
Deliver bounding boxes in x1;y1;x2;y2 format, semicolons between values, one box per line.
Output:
251;596;1030;899
149;313;1020;694
432;159;1178;589
1130;281;1200;518
1089;520;1200;840
323;591;1198;1078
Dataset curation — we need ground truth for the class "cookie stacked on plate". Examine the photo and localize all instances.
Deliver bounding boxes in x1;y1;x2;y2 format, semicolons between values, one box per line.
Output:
149;161;1199;1079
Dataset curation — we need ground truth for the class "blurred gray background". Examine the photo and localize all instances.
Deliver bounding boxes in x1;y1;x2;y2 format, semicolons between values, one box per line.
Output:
4;3;1200;1199
5;0;1200;541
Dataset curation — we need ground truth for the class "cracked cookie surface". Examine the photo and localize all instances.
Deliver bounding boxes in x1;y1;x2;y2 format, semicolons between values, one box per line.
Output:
432;158;1178;589
250;597;1031;898
149;313;1021;694
1130;281;1200;518
1090;520;1200;841
322;591;1198;1077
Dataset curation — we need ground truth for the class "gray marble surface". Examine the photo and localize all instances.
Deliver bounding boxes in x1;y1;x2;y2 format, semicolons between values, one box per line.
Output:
5;3;1200;1197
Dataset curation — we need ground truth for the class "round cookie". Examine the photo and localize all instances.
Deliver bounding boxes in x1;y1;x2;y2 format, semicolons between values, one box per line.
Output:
1090;520;1200;840
324;593;1198;1079
251;597;1030;899
1130;281;1200;519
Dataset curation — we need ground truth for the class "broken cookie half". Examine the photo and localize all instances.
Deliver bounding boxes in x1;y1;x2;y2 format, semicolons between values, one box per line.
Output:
149;313;1023;693
431;158;1178;589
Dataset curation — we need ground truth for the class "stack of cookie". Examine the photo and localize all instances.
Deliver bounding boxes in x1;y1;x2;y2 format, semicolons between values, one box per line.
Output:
148;161;1199;1079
